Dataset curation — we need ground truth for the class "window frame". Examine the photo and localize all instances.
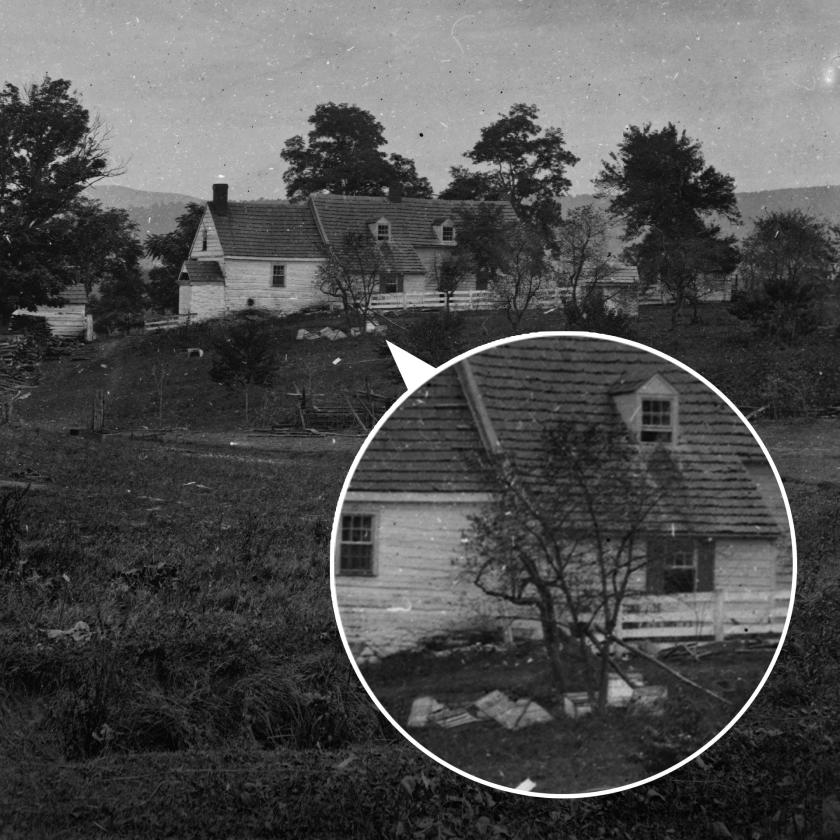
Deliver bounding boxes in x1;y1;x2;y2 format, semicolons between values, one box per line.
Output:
338;513;377;576
640;397;674;444
378;271;404;295
271;264;286;288
376;222;391;242
441;223;455;243
646;536;715;594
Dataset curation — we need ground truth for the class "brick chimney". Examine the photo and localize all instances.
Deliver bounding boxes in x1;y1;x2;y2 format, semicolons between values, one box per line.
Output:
388;181;403;203
212;182;228;215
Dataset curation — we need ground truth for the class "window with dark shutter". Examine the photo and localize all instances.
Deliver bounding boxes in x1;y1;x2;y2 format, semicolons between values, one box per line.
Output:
696;538;715;592
379;272;403;294
646;536;712;594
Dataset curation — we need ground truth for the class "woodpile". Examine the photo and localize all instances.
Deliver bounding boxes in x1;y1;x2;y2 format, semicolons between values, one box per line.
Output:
0;335;42;394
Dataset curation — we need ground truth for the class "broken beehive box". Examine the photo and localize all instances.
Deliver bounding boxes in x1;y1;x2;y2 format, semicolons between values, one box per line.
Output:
562;691;594;719
474;689;553;730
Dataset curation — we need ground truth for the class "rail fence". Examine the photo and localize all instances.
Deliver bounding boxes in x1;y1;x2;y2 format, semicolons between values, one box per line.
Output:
502;588;791;644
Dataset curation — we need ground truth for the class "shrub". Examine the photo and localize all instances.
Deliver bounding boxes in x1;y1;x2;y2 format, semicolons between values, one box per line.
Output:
563;289;635;338
730;277;818;343
400;311;466;367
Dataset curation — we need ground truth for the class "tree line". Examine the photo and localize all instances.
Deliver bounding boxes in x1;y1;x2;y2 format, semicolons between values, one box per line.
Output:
1;75;837;339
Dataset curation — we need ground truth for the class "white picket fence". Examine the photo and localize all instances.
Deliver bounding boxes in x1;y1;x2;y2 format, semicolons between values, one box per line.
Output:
145;315;187;332
369;290;499;312
502;589;790;644
615;589;790;641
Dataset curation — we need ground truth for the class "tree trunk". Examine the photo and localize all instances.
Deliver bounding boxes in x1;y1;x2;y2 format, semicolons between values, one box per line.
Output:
539;612;566;694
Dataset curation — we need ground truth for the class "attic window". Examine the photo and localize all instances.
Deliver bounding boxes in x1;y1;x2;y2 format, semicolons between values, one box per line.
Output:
201;229;208;251
376;222;390;242
640;399;673;443
339;514;376;576
441;224;455;242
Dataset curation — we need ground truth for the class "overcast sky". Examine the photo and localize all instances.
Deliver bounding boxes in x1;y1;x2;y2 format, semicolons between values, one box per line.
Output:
3;0;840;200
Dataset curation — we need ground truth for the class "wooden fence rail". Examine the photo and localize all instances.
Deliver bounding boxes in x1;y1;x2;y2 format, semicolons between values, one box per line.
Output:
501;588;790;644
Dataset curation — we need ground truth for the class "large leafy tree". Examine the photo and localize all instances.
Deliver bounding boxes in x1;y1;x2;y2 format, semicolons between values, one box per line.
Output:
145;202;205;311
440;103;579;236
281;103;432;200
730;209;839;342
63;198;143;294
0;76;118;316
595;123;740;323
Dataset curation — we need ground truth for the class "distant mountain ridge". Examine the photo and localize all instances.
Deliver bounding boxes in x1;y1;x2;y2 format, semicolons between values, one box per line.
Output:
85;183;840;243
85;184;202;239
565;185;840;238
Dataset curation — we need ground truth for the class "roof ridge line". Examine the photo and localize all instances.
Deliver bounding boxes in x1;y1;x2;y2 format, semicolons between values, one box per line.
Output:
456;360;502;455
308;195;330;246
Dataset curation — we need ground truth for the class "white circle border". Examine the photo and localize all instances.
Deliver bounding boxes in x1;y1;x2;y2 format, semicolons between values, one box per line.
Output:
328;330;798;800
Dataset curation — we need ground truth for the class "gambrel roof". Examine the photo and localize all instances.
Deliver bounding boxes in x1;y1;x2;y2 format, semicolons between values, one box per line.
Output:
350;336;779;538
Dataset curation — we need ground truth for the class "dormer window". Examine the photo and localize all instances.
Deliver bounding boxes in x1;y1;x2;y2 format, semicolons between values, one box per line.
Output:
432;218;456;245
640;398;673;443
611;373;678;447
367;217;391;242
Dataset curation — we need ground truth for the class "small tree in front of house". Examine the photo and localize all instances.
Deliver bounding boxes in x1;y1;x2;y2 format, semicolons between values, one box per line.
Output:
456;204;553;329
209;313;286;424
460;419;673;710
316;231;385;331
554;204;617;307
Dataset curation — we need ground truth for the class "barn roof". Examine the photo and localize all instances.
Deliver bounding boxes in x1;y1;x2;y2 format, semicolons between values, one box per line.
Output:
349;336;779;538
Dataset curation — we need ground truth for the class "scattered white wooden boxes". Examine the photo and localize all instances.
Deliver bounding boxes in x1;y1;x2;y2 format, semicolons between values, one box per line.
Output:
407;671;668;730
562;670;668;719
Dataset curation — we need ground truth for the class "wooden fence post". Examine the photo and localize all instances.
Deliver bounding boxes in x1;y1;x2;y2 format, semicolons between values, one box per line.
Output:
91;389;106;433
713;588;725;641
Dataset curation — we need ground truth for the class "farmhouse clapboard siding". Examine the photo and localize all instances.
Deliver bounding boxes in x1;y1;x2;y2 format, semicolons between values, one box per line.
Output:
177;183;640;321
334;337;789;658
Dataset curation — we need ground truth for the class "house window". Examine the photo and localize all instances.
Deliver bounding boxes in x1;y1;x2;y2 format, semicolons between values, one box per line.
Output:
201;229;208;251
646;536;714;594
379;272;404;294
474;268;490;291
441;224;455;243
271;265;286;288
640;398;673;443
339;514;375;576
376;223;390;242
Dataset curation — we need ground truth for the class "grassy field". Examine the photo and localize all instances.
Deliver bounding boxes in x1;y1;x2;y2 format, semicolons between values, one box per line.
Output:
0;304;838;837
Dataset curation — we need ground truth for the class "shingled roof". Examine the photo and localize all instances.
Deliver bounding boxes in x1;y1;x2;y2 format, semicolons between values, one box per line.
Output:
207;201;324;259
350;336;779;538
178;259;224;285
309;194;518;273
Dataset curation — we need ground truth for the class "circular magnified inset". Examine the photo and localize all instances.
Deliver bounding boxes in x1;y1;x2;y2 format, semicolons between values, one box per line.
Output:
330;333;795;797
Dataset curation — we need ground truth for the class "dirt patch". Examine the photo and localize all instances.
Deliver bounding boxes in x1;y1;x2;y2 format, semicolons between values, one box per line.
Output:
363;639;774;794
